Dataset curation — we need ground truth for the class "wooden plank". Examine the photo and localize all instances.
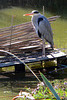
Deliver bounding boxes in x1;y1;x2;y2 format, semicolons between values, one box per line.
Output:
0;28;35;45
0;31;36;46
19;45;40;50
19;44;50;50
0;61;22;67
50;50;66;58
0;48;66;67
22;51;66;63
2;36;39;47
0;27;33;40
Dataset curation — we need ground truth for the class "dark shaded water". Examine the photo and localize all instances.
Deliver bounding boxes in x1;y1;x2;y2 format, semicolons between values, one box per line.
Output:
0;66;67;100
0;66;67;87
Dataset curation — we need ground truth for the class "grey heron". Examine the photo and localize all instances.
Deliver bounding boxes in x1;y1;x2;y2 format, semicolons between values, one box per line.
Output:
24;10;54;57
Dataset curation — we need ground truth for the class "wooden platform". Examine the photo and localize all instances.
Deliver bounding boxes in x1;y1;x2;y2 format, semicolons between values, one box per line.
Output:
0;46;66;67
0;16;67;72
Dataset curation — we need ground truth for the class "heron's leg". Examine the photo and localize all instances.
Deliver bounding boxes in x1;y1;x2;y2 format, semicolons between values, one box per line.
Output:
42;39;46;57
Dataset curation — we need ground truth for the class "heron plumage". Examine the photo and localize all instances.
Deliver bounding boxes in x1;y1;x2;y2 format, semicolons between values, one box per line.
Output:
32;13;54;48
24;10;54;56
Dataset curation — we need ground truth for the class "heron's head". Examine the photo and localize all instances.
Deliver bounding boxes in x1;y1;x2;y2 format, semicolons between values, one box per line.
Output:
23;10;40;16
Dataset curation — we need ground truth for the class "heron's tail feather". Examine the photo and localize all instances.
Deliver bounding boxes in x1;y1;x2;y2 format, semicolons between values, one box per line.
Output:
50;41;54;49
45;38;54;49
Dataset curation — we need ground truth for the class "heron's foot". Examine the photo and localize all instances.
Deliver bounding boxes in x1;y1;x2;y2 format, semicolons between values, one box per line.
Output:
42;54;46;58
42;52;46;58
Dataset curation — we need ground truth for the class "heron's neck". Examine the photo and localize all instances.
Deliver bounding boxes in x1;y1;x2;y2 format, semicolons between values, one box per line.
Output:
32;13;41;21
32;14;41;27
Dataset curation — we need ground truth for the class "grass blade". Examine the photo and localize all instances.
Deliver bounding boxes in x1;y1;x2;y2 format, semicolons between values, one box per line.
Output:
40;72;61;100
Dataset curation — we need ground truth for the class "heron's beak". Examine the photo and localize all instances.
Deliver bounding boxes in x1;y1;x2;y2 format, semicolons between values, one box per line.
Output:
23;13;33;16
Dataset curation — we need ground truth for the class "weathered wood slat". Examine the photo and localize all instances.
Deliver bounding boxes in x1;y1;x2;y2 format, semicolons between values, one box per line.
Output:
0;31;35;44
1;35;39;47
19;45;40;50
0;61;22;67
0;31;37;47
0;26;33;40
